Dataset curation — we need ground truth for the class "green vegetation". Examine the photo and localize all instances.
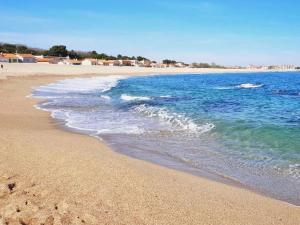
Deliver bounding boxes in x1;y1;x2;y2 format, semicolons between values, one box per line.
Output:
47;45;68;57
162;59;177;65
0;43;150;61
0;42;227;68
0;43;46;55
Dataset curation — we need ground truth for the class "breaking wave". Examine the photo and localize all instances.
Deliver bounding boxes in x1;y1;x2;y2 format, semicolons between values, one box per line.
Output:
215;83;264;90
133;104;215;134
237;83;264;89
121;94;151;101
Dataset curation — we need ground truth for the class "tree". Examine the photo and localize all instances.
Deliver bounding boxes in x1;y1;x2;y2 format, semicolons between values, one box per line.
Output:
16;45;29;54
48;45;68;57
137;56;149;61
68;50;82;59
163;59;176;65
1;44;17;53
89;50;98;59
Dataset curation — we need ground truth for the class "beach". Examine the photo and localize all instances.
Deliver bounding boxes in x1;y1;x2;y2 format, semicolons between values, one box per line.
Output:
0;64;300;225
1;62;293;80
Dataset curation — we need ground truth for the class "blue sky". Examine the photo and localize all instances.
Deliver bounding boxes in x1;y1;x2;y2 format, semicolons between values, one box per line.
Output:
1;0;300;66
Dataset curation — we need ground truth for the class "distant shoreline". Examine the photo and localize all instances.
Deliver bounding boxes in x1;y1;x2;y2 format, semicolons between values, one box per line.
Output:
0;62;298;80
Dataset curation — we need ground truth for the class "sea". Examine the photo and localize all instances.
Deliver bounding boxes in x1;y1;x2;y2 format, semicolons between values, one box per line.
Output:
32;72;300;205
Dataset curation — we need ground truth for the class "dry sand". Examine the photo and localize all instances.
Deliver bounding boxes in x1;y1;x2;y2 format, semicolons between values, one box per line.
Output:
0;62;293;80
0;64;299;225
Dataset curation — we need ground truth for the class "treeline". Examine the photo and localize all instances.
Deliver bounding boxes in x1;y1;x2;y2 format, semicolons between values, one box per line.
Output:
0;43;150;61
162;59;225;68
0;43;46;55
190;62;225;69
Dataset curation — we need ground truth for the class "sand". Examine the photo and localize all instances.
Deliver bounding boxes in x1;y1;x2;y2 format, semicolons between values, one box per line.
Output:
1;62;295;80
0;64;299;225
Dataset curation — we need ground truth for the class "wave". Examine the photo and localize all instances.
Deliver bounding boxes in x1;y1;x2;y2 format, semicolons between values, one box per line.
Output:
236;83;264;89
32;76;126;98
100;95;111;100
133;104;215;134
121;94;151;101
215;83;264;90
159;95;172;98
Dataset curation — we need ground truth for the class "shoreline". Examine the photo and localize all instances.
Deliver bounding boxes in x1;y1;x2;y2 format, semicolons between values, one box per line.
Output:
34;73;300;206
1;62;298;81
1;66;300;224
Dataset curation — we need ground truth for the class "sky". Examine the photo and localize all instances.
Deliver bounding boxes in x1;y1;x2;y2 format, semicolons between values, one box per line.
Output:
1;0;300;66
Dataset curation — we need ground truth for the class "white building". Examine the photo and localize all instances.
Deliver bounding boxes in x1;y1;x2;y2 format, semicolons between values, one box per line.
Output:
16;54;36;63
175;62;187;68
0;54;9;62
82;58;98;66
58;59;82;65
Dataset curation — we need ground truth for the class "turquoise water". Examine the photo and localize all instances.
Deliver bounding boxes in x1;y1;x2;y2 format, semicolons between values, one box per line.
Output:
32;72;300;204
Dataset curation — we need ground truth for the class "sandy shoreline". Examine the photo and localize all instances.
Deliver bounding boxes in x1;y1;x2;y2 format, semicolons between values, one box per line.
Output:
1;65;300;225
1;62;297;80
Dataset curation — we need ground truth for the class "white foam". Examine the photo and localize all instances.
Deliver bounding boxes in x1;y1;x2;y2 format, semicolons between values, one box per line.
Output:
159;95;172;98
133;104;215;134
121;94;151;101
237;83;263;89
33;76;126;98
215;83;264;90
100;95;111;100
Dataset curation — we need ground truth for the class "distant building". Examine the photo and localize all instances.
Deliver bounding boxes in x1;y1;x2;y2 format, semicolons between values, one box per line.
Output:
36;58;51;64
138;59;152;67
0;54;9;62
3;53;21;63
119;59;139;67
150;62;158;67
16;54;36;63
268;65;295;70
58;59;82;65
156;63;168;68
175;62;187;68
97;60;106;66
82;58;98;66
35;56;51;64
102;60;120;66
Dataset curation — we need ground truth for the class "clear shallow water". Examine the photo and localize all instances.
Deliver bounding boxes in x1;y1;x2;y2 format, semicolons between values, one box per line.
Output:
32;72;300;205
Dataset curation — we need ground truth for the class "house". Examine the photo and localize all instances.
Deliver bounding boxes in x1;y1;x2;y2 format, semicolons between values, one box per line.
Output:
37;58;50;63
119;60;129;66
16;54;36;63
35;57;51;64
82;58;98;66
0;54;9;62
150;62;158;68
119;60;138;66
156;63;168;68
97;60;105;66
175;62;187;68
3;53;21;63
102;60;120;66
130;60;139;67
58;59;82;65
138;59;152;67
